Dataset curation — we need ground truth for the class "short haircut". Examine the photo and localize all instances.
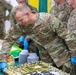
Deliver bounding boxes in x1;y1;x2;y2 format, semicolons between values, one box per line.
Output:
14;4;31;17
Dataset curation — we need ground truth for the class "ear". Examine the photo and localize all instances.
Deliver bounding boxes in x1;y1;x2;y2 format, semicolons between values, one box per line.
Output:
25;11;30;15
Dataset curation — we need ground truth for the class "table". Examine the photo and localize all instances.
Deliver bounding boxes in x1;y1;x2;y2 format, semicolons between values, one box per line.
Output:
4;61;70;75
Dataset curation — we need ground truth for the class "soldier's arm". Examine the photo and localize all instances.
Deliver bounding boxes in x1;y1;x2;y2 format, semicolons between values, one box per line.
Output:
67;12;76;35
58;11;67;21
4;0;12;20
4;0;12;12
1;23;23;54
57;5;73;22
50;3;73;28
51;9;68;22
50;15;76;56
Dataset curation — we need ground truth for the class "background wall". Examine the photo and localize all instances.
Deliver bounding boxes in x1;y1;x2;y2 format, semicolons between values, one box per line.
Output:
28;0;52;13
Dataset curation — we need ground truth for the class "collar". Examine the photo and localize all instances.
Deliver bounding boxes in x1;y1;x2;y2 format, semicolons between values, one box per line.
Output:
33;13;44;29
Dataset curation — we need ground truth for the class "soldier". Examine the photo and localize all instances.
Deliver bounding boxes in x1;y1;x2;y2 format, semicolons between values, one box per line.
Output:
65;0;76;72
50;0;73;28
67;2;76;73
0;3;37;71
2;4;76;73
67;0;76;35
9;0;38;52
0;0;12;39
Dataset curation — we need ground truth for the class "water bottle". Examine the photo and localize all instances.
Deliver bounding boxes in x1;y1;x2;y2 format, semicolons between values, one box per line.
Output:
19;50;29;64
27;53;39;63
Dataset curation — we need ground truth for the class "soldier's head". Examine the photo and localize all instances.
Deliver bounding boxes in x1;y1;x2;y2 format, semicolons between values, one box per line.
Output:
68;0;76;9
54;0;66;5
14;4;37;26
16;0;28;4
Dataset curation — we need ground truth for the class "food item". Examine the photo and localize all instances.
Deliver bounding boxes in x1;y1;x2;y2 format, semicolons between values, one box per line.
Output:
6;54;14;66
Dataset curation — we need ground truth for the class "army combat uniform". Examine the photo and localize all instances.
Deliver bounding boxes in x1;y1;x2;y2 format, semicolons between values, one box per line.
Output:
0;0;12;39
67;10;76;35
67;11;76;73
50;0;73;28
29;13;76;73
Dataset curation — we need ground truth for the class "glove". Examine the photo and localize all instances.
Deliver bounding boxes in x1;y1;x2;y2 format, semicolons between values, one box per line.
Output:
71;56;76;65
18;36;29;50
1;62;7;72
18;36;25;43
23;39;28;50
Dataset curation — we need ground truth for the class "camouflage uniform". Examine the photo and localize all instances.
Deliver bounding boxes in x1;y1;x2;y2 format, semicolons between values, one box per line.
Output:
67;10;76;72
0;0;12;39
30;13;76;72
50;0;73;28
67;10;76;35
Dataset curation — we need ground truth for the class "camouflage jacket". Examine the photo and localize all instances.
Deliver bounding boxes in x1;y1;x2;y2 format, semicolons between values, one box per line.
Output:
10;4;37;26
30;13;76;67
50;0;73;28
0;0;12;20
67;9;76;35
